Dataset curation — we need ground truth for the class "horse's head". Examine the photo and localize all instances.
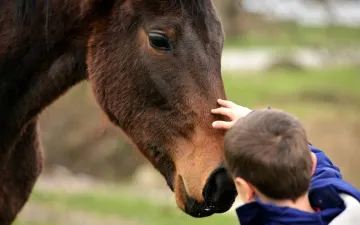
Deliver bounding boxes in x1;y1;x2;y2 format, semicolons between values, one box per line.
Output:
87;0;237;217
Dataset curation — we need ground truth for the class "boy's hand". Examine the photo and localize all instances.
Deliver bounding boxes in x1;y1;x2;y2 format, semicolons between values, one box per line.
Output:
211;99;252;130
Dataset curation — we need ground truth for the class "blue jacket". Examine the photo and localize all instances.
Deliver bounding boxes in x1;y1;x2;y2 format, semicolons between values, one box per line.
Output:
235;144;360;225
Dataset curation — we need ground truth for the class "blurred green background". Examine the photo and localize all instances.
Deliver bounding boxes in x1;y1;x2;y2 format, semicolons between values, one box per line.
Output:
14;0;360;224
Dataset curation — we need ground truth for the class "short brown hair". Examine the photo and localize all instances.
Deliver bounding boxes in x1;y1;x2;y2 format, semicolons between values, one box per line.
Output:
224;109;312;201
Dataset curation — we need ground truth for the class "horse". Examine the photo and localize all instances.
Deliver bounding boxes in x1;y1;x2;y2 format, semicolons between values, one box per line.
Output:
0;0;237;223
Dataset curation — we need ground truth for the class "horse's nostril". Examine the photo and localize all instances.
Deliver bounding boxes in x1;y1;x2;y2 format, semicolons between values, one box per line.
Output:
203;167;237;213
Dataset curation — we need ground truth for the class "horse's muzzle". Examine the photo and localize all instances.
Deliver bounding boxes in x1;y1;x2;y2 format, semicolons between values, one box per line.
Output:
184;166;237;217
203;166;237;213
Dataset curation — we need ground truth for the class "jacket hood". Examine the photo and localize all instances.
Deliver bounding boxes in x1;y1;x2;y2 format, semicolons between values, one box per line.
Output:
329;193;360;225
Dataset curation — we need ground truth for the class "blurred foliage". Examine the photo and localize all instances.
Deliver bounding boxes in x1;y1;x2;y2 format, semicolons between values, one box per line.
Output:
213;0;360;48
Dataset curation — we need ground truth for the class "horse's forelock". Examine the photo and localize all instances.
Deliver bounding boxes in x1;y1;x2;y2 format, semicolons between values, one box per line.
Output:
178;0;207;15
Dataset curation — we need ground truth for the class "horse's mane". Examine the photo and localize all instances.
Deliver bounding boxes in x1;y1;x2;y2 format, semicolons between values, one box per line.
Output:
15;0;206;22
14;0;206;26
15;0;51;24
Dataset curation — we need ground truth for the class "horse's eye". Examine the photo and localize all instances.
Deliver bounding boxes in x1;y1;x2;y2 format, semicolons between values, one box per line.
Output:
148;32;173;51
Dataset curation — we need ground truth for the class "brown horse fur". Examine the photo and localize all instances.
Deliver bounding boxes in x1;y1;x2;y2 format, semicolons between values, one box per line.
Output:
0;0;237;223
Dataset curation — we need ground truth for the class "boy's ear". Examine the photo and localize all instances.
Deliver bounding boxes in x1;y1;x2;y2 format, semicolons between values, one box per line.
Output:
234;177;255;203
311;152;317;175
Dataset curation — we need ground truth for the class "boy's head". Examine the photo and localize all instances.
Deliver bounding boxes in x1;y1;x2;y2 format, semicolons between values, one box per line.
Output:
224;109;316;204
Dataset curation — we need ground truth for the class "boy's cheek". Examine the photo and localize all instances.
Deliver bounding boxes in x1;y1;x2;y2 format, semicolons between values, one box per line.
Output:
234;178;257;204
234;183;250;203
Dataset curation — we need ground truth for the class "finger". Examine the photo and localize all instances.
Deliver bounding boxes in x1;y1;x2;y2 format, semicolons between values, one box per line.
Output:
217;99;236;108
211;107;234;119
212;121;233;130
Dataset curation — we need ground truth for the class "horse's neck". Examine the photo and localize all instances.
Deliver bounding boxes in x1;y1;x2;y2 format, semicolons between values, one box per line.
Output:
0;1;94;151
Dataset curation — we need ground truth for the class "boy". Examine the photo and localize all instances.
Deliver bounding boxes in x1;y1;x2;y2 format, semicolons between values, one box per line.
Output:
211;99;360;225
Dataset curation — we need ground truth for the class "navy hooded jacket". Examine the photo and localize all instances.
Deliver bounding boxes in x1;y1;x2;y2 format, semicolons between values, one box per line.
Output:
235;145;360;225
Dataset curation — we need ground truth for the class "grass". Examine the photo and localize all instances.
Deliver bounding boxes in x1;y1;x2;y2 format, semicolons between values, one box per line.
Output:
223;25;360;49
14;222;53;225
222;66;360;112
23;189;238;225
